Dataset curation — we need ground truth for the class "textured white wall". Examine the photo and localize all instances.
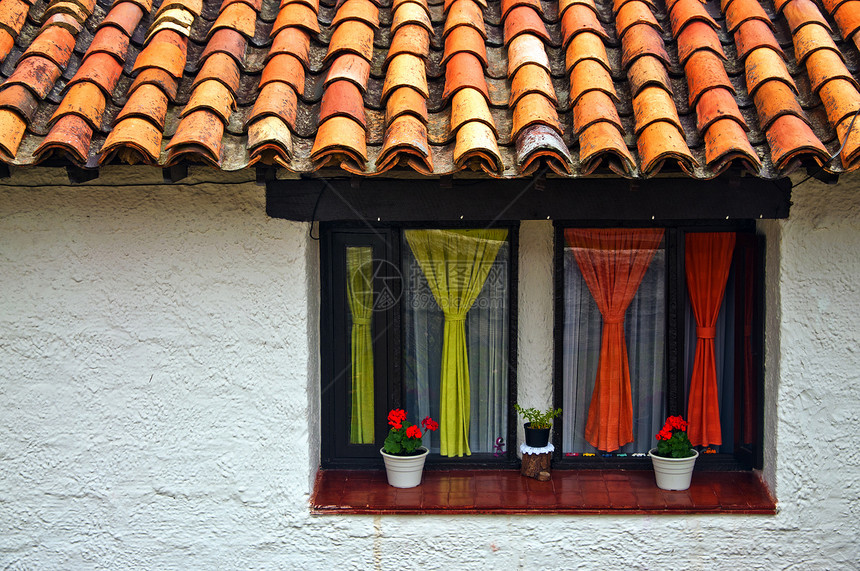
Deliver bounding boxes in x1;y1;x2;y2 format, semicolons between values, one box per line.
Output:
1;168;858;569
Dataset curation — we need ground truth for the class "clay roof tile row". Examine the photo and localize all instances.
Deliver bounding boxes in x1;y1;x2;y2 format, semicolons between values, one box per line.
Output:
2;0;860;179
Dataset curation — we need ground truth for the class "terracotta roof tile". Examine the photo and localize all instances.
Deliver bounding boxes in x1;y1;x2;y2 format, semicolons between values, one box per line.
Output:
50;82;106;130
197;52;243;93
753;79;806;131
386;86;427;124
632;86;683;136
324;53;371;91
270;2;319;34
0;0;31;39
733;19;784;61
782;0;831;32
444;0;487;39
129;68;180;101
684;49;734;109
0;30;15;64
382;53;429;100
311;115;367;168
318;79;364;126
832;5;860;51
0;83;38;121
132;31;189;79
391;2;432;34
564;31;610;72
69;52;125;96
503;5;550;45
208;1;258;38
579;121;635;175
330;0;379;29
2;0;860;178
819;78;860;127
725;0;772;33
508;33;550;75
744;47;796;97
780;0;860;169
21;24;76;67
677;20;726;65
450;87;495;135
114;83;169;129
501;0;543;20
5;56;62;98
668;0;719;37
101;116;164;164
378;114;432;173
443;50;489;102
512;63;559;106
35;113;93;163
0;108;26;160
573;90;623;135
511;92;562;139
765;114;829;170
696;87;747;134
267;26;310;64
616;1;660;39
198;27;246;67
561;4;610;43
389;24;430;61
702;117;760;174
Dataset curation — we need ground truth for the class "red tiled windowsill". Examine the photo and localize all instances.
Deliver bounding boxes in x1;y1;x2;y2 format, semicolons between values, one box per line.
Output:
311;469;776;515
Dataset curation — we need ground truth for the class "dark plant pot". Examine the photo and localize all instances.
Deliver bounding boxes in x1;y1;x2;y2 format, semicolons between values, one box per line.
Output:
523;423;551;448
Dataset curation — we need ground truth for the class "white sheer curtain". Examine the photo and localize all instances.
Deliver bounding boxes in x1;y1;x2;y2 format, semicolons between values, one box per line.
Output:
403;239;509;454
562;246;667;454
684;262;736;453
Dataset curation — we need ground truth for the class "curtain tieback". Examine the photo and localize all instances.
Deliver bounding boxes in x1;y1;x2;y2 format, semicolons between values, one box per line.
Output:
352;317;372;325
445;314;467;322
603;317;624;324
697;326;716;339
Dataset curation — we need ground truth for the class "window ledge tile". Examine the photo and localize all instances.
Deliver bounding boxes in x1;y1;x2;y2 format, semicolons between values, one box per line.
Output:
310;469;777;515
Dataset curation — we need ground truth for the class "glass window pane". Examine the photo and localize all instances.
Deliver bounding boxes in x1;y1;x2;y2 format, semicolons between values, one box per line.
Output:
345;246;375;444
561;229;667;454
402;229;509;455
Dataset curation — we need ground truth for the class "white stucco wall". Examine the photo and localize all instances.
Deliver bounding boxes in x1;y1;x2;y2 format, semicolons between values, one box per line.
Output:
1;167;858;569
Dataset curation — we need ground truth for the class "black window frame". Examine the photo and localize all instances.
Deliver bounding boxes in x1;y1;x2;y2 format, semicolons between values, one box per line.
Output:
551;220;766;471
320;221;520;469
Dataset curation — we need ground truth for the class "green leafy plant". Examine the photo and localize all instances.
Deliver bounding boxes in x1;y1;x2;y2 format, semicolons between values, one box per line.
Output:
514;404;562;429
654;415;695;458
382;409;439;456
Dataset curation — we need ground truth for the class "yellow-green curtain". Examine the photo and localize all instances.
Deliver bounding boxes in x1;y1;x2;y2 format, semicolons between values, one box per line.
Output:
404;229;508;457
346;247;374;444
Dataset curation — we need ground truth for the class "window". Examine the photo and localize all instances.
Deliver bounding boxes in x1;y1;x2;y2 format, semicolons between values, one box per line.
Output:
320;224;517;467
554;223;763;469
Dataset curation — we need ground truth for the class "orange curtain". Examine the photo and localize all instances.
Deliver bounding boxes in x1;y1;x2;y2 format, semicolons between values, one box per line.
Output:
565;228;665;452
685;232;736;447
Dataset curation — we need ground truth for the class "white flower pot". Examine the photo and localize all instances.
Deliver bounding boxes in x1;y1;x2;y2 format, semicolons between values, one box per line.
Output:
380;447;429;488
648;448;699;491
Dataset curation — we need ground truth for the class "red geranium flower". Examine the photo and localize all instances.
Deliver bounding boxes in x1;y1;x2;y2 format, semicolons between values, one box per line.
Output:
406;425;422;439
388;408;406;429
421;416;439;432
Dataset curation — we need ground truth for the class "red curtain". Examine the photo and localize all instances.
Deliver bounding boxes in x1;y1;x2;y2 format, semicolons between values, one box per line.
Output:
685;232;736;447
565;228;665;452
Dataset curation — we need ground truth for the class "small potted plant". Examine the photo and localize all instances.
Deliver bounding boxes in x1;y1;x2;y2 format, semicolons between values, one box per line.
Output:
648;415;699;490
514;404;562;448
380;409;438;488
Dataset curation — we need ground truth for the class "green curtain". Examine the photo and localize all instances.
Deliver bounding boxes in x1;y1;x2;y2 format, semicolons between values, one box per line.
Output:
405;229;508;457
346;246;374;444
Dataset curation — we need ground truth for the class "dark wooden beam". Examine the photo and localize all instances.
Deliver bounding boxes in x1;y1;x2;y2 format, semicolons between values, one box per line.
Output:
266;176;793;222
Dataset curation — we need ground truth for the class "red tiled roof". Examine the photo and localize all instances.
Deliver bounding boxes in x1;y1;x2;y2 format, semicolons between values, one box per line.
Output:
0;0;859;178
